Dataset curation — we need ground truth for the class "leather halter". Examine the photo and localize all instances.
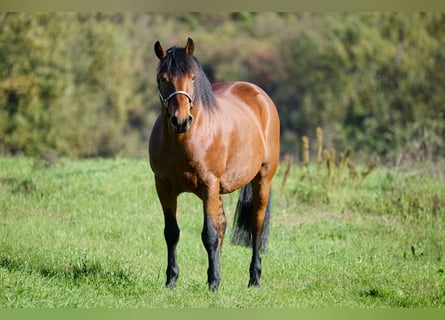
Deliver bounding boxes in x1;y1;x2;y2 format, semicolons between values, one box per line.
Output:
158;87;194;110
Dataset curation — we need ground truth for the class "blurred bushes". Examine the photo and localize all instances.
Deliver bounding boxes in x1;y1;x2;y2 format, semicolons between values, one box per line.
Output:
0;13;444;164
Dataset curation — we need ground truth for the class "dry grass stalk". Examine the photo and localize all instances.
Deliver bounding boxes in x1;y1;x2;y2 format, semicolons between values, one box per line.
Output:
323;149;331;172
348;162;358;182
316;127;323;165
301;136;310;181
280;154;293;193
338;147;352;184
316;127;323;182
323;149;334;187
302;136;310;167
329;149;337;181
360;158;378;185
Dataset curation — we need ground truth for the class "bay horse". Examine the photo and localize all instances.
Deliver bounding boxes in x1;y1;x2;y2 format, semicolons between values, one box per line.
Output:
149;38;280;291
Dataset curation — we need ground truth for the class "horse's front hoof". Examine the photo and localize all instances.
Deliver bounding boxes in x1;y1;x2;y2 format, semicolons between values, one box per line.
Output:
165;280;177;289
248;278;261;288
208;282;219;292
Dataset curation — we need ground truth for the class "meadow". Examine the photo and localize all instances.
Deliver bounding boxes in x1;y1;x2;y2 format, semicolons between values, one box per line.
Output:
0;156;444;308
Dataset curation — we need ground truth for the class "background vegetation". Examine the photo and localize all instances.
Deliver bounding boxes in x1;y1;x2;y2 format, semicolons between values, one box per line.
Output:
1;12;444;164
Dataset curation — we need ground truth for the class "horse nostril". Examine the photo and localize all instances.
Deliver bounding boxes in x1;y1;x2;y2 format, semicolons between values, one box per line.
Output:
171;116;179;127
170;115;193;133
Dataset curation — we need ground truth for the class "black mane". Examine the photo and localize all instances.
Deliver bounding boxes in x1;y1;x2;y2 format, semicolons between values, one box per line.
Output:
157;46;217;110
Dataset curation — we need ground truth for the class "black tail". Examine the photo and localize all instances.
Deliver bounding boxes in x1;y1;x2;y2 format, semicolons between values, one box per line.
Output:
231;183;272;253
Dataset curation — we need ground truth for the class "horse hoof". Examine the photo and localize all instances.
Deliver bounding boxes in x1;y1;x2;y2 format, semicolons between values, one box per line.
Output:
248;279;261;288
209;283;219;292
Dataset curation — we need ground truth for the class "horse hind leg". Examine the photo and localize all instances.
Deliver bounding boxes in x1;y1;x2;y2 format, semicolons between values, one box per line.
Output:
201;191;227;291
231;178;272;288
248;178;272;287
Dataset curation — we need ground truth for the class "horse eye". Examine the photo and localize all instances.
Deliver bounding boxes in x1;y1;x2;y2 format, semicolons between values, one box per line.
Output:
191;75;196;83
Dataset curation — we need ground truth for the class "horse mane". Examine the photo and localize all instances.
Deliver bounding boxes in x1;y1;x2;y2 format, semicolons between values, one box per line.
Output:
157;46;217;110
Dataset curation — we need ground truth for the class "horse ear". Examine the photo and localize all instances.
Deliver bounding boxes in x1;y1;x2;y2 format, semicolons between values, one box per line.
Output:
185;37;194;56
154;41;166;59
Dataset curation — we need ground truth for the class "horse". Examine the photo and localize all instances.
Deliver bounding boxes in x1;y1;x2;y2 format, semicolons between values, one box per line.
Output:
149;38;280;291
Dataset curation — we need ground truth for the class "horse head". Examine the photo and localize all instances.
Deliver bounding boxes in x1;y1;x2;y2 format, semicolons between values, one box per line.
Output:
155;38;196;134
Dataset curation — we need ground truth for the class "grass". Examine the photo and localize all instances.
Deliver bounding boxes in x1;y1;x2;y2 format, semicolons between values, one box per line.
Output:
0;156;444;307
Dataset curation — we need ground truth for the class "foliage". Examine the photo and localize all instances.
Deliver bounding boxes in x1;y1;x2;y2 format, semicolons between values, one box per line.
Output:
0;13;444;163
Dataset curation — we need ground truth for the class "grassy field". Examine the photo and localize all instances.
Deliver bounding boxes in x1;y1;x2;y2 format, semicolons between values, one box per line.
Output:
0;157;444;307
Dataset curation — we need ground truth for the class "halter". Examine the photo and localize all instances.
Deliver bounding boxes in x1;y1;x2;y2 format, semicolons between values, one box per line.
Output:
158;87;194;111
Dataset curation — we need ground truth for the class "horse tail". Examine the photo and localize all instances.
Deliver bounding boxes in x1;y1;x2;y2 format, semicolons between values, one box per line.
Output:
231;183;272;253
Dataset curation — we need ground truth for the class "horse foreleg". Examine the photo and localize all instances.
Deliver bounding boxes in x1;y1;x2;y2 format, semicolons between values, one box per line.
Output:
201;192;226;291
155;178;180;288
164;212;180;288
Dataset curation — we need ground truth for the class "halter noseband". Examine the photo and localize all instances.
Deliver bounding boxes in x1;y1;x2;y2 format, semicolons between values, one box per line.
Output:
158;87;194;110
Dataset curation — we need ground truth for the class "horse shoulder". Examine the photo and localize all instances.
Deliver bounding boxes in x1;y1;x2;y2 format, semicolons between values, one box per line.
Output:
148;116;174;180
148;117;162;161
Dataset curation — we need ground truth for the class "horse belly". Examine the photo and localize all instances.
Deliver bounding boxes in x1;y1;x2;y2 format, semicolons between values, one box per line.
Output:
219;168;259;194
218;135;265;194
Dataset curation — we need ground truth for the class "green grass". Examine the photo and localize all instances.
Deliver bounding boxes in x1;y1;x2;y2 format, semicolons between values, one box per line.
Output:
0;157;444;307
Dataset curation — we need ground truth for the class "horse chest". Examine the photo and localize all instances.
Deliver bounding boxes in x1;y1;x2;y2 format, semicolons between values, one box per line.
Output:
160;152;205;193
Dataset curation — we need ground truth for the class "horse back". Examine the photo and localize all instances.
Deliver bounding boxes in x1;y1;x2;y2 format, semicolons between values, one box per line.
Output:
212;81;280;152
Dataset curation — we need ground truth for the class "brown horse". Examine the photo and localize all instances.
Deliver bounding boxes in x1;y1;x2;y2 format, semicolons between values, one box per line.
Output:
149;38;280;291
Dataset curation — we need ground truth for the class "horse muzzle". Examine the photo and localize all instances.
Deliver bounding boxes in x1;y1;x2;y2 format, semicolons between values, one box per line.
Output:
170;114;194;133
